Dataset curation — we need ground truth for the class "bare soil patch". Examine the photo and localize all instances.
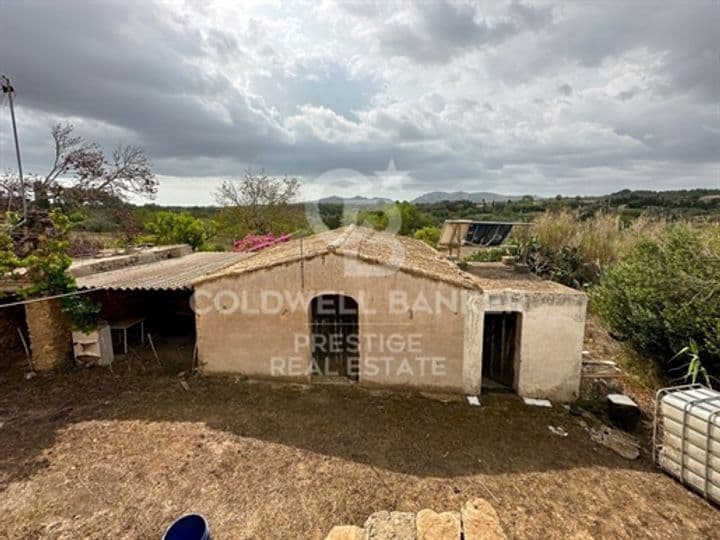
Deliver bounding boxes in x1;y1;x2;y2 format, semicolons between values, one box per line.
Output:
0;349;718;538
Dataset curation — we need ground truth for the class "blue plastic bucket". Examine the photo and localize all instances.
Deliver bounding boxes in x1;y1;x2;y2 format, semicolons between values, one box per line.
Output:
162;513;210;540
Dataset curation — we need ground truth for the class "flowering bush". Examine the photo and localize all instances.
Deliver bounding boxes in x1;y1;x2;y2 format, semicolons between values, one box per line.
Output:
233;232;292;252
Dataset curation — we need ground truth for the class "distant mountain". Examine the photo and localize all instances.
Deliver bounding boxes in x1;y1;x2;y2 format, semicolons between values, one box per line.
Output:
412;191;523;204
315;195;393;206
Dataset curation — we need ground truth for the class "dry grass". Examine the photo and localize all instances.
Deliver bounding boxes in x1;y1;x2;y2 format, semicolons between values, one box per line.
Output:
1;347;718;539
517;210;672;272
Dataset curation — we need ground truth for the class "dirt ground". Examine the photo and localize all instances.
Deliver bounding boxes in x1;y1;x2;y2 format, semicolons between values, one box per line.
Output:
0;341;718;539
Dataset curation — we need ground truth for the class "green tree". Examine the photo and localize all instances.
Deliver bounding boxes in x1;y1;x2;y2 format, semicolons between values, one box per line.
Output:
0;210;100;332
318;203;344;229
396;201;433;236
356;202;433;236
144;211;212;250
356;209;389;231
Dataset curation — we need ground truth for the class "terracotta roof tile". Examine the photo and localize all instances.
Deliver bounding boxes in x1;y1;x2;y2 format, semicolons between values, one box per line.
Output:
195;226;479;290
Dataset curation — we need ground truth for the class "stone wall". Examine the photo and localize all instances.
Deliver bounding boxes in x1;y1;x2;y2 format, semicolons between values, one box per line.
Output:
196;253;483;394
70;244;192;278
25;299;72;371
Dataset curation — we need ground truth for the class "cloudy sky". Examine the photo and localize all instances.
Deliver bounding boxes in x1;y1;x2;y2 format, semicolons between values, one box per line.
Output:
0;0;718;205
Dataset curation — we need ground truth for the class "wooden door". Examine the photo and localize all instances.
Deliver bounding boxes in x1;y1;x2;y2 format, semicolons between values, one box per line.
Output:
310;295;359;380
482;312;519;388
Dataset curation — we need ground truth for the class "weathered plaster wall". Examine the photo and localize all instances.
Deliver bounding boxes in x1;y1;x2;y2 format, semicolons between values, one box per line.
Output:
196;255;586;401
462;295;484;395
25;299;72;371
196;254;482;393
480;290;587;401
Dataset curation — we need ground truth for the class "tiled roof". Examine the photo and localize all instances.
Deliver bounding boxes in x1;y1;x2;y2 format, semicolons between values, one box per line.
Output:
194;225;479;290
76;252;250;291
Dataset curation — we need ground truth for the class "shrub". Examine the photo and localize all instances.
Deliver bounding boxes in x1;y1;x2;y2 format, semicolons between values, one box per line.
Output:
413;226;441;247
519;240;594;288
144;211;212;250
592;223;720;377
464;246;514;262
512;211;666;288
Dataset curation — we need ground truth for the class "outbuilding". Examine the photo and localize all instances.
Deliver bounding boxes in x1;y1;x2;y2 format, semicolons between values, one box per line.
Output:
193;225;587;401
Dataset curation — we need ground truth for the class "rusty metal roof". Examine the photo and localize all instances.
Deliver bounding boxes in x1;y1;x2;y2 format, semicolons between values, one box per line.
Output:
76;252;250;291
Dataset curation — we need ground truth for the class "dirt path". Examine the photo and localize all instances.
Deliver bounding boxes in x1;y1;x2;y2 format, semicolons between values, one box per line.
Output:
0;364;717;539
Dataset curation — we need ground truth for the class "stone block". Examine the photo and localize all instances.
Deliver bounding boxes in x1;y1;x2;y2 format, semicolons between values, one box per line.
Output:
365;511;416;539
325;525;368;540
461;498;506;540
416;509;461;539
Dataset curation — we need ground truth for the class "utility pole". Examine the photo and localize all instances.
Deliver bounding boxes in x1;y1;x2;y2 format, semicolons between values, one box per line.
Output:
1;74;27;223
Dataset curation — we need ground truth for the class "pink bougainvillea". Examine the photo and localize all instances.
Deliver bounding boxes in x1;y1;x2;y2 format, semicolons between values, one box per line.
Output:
232;232;292;252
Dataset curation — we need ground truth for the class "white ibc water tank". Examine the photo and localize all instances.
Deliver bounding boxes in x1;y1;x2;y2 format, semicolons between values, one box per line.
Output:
654;384;720;504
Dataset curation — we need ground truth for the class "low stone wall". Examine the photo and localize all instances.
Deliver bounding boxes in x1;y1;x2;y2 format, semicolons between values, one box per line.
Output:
70;244;192;278
25;299;72;371
325;498;505;540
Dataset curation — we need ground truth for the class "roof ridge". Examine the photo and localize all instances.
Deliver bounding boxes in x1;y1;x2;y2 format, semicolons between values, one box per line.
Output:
327;224;356;252
193;225;481;290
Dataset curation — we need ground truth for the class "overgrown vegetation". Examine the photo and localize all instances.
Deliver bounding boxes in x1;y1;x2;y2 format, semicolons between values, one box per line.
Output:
499;210;719;382
465;246;514;262
413;226;441;247
592;223;720;381
508;211;666;288
0;210;100;332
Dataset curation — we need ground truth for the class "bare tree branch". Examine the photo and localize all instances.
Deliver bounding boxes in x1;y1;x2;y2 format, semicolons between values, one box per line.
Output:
214;169;301;234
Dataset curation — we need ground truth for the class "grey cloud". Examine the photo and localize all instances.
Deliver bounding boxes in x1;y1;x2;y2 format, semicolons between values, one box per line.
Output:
0;2;289;165
618;88;638;101
558;83;572;96
507;1;553;30
508;2;718;101
375;1;550;63
0;0;717;204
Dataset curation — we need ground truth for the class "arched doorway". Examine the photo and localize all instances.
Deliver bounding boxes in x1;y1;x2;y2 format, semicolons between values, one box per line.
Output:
309;294;359;381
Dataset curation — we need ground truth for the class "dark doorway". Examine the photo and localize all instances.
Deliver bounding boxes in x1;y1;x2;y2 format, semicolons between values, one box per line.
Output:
482;312;521;389
309;295;359;380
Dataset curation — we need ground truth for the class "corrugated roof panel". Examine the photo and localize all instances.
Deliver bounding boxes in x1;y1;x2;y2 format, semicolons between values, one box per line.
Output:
76;252;250;291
